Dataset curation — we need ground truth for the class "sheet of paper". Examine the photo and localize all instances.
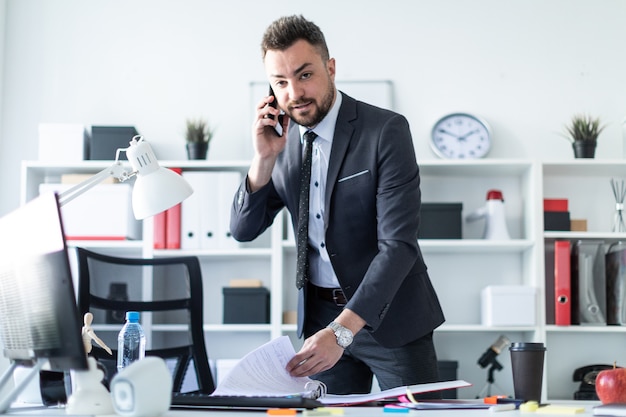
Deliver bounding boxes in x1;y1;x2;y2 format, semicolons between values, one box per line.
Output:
319;380;472;405
211;336;318;397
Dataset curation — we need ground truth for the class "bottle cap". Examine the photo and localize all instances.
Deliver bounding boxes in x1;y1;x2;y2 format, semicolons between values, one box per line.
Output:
486;190;504;201
126;311;140;322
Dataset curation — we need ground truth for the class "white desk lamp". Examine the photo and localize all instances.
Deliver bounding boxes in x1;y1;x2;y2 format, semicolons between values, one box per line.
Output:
58;135;193;219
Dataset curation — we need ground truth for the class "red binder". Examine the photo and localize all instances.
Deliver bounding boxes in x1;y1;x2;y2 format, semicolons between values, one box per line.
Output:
165;168;183;249
554;240;571;325
165;202;182;249
153;210;167;249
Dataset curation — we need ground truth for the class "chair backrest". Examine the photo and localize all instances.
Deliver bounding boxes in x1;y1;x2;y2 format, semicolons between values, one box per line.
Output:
75;247;215;394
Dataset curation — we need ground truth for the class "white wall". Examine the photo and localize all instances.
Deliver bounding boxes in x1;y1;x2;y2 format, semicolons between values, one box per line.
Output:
2;0;626;216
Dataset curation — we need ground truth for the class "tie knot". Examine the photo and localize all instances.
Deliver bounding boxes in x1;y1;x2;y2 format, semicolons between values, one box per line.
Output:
304;131;317;144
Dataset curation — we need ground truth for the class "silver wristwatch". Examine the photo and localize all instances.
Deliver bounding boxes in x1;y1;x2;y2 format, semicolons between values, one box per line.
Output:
327;321;353;348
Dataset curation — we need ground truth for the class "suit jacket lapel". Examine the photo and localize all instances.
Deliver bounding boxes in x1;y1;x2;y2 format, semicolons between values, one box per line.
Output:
324;93;357;226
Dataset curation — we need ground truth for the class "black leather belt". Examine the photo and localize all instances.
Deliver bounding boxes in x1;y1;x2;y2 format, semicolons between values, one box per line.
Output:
311;285;347;306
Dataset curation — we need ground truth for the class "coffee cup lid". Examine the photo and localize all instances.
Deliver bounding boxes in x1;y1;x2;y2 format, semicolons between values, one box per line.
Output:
509;342;546;351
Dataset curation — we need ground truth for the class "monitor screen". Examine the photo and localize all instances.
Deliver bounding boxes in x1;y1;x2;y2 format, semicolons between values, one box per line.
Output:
0;192;88;371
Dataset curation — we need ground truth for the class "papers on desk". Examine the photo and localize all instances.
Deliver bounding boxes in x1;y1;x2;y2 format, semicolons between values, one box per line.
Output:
395;400;490;410
212;336;324;399
321;380;471;406
213;336;471;406
594;403;626;416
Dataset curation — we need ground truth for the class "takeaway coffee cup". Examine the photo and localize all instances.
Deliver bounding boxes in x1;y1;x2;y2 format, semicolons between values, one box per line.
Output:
509;342;546;402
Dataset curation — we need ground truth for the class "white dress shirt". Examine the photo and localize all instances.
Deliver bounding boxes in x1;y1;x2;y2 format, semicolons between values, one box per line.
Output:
298;93;343;288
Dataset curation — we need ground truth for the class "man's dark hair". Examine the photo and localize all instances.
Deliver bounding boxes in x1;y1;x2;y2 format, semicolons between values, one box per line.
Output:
261;15;329;61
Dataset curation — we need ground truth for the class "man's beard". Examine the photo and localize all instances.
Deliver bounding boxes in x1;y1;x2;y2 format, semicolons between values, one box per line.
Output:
286;82;335;128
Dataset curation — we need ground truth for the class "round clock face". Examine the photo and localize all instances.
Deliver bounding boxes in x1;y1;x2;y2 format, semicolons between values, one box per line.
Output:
430;113;492;159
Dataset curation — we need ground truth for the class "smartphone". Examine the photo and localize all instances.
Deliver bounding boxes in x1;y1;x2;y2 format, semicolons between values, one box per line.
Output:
268;85;284;136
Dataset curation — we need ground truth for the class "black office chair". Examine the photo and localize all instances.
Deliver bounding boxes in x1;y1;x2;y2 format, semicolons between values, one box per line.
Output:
75;247;215;394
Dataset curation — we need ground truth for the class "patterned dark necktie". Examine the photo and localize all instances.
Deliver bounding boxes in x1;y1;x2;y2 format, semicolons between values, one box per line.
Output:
296;131;317;289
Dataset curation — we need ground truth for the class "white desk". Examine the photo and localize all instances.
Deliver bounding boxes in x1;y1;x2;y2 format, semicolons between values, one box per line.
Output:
164;403;600;417
3;401;604;417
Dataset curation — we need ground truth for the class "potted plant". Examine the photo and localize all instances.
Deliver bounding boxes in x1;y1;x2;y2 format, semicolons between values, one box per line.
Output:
562;113;605;158
185;118;213;160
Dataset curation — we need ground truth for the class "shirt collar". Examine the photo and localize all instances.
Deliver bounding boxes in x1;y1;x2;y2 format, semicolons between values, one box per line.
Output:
299;91;343;144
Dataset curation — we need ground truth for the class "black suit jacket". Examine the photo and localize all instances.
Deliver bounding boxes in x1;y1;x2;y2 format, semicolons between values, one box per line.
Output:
231;92;444;347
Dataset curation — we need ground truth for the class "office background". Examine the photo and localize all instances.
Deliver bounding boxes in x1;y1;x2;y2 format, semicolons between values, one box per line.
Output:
1;0;626;397
1;0;626;218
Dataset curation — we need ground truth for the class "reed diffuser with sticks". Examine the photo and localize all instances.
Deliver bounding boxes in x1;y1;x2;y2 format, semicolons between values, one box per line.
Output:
611;178;626;233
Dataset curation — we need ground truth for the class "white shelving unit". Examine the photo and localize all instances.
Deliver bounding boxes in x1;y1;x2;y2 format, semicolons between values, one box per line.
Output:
21;158;626;401
541;161;626;400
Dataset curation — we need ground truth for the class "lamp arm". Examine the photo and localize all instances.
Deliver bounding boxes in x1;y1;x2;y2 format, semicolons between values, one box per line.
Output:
57;162;136;207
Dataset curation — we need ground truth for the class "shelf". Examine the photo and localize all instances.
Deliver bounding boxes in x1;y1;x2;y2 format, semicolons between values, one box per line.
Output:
544;231;626;241
22;159;251;173
67;240;144;250
419;239;534;254
419;159;534;177
543;160;626;177
203;324;272;332
436;324;537;332
545;325;626;334
283;239;534;254
154;248;272;259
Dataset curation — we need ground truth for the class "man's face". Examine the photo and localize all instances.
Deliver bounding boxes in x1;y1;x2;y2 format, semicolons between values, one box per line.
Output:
265;39;336;129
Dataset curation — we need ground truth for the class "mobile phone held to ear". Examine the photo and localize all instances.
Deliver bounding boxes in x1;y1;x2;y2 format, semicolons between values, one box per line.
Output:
268;85;284;136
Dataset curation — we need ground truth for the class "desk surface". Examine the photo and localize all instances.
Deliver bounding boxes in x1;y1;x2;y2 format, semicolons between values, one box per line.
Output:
4;401;604;417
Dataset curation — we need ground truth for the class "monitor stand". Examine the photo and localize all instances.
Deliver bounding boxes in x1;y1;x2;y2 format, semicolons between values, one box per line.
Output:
0;360;45;414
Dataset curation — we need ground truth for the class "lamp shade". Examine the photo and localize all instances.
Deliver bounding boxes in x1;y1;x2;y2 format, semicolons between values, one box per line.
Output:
126;137;193;219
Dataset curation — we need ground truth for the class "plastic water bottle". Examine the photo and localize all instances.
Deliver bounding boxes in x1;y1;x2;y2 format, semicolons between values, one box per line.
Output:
117;311;146;372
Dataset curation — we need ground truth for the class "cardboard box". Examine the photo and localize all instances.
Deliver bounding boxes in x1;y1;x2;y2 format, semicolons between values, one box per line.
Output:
419;203;463;239
571;219;588;231
481;285;536;326
223;287;270;324
39;183;141;240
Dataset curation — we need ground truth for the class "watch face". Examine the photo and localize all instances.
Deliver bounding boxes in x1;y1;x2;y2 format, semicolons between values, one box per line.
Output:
336;329;353;348
430;113;492;159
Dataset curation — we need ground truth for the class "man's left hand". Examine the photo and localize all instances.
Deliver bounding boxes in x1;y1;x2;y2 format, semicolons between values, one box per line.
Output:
286;328;343;377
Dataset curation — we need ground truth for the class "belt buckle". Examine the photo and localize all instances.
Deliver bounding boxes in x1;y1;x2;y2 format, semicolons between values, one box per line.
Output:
332;289;346;307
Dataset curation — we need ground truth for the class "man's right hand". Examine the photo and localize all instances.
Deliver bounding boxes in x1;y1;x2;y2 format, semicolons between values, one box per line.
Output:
247;95;290;192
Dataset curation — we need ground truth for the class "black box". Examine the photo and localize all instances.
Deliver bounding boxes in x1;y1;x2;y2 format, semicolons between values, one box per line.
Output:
88;126;139;160
437;360;459;399
544;211;571;231
223;287;270;324
419;203;463;239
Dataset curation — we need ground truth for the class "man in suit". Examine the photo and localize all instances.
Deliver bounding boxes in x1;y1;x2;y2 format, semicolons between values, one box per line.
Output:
230;15;445;395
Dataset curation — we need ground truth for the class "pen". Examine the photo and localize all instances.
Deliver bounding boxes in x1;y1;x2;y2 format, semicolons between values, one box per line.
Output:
490;404;516;412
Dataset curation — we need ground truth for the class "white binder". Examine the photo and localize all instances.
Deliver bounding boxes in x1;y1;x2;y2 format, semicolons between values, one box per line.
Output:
217;172;242;249
181;172;219;250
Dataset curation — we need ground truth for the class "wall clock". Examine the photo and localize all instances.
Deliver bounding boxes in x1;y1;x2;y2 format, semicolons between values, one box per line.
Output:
430;113;492;159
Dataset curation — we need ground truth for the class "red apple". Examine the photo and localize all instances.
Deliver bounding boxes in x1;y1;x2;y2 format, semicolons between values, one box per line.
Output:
596;367;626;404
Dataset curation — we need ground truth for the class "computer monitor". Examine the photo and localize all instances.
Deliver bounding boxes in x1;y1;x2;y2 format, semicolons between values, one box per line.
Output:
0;192;87;412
